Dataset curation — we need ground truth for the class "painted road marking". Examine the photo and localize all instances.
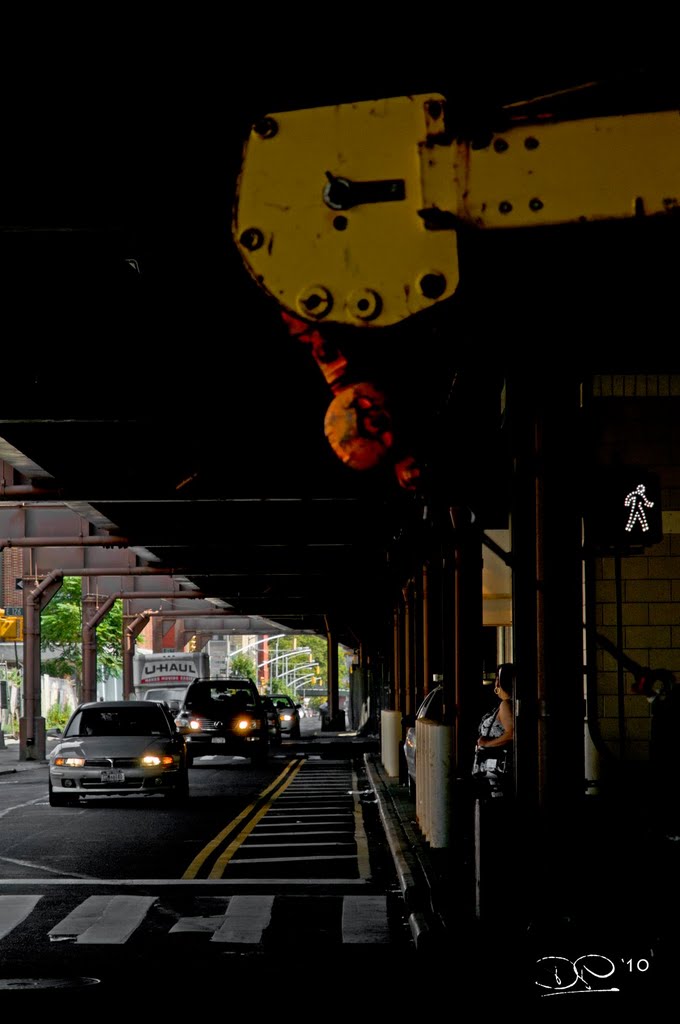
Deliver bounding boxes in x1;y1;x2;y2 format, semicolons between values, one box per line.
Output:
0;894;42;939
48;895;156;944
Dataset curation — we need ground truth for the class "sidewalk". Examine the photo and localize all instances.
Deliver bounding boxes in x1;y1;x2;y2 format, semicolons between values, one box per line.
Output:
0;736;48;774
365;751;680;1005
364;751;457;952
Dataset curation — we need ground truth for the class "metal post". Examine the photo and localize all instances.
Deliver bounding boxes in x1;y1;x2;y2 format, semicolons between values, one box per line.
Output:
22;573;63;761
392;606;400;711
81;580;99;704
403;584;412;718
422;563;430;698
124;613;150;698
82;594;117;704
326;618;340;727
615;551;625;761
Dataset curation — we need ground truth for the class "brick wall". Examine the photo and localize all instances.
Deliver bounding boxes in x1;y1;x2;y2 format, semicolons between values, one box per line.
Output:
2;548;24;609
591;375;680;761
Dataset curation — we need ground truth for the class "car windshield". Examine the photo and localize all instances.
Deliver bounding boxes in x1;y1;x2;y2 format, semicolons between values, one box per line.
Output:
65;706;172;738
144;688;187;703
184;682;258;712
271;695;295;707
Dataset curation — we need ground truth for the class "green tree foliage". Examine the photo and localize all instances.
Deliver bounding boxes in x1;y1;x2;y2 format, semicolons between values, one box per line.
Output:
228;653;257;682
46;701;73;729
40;577;124;694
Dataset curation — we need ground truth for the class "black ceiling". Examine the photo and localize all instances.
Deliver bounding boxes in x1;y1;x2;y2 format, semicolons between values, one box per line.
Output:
1;54;678;647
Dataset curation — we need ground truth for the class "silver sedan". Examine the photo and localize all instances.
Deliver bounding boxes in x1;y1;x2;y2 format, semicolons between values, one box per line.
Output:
48;700;190;807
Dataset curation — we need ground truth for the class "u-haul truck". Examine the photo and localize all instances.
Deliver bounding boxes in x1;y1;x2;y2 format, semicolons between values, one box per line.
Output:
132;651;209;710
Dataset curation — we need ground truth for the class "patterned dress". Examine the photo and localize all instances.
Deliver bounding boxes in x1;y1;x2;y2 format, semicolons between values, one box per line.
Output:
478;705;506;741
475;701;513;796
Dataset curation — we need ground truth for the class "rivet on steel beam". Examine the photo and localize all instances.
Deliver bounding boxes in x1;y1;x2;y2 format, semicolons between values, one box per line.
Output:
493;138;509;153
239;228;265;251
525;136;540;150
529;198;543;212
253;117;278;139
499;201;513;214
417;272;447;300
297;285;333;319
347;289;382;322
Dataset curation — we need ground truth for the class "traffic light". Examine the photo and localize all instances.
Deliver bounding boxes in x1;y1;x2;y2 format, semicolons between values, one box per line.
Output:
0;611;23;641
588;467;663;550
187;635;198;652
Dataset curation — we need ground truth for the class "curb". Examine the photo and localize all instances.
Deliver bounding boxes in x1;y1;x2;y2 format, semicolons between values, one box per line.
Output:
364;752;437;952
0;758;48;775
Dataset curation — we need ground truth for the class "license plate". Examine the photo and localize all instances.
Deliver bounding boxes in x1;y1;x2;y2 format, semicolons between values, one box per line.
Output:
213;737;226;744
100;769;125;783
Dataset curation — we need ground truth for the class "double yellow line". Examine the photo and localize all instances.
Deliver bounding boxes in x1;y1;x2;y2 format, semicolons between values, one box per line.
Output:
183;757;305;880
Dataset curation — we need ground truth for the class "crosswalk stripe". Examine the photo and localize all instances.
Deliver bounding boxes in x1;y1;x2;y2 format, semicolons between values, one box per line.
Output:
211;894;274;943
0;892;403;945
0;894;42;940
48;895;156;944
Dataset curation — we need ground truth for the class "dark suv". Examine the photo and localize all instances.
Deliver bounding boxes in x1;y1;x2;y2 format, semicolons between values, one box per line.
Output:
174;678;269;766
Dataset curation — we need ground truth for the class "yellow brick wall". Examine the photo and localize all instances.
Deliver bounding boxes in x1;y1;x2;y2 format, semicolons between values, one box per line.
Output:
590;378;680;762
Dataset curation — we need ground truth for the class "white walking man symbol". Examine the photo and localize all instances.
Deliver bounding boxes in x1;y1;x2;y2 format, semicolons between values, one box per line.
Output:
624;483;654;533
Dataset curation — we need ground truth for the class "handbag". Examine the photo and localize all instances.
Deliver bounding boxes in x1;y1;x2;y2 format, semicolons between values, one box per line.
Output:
472;745;510;778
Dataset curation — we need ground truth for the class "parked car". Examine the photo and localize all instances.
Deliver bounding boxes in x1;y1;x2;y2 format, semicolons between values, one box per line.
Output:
270;692;302;738
48;700;190;807
174;678;269;766
403;685;444;796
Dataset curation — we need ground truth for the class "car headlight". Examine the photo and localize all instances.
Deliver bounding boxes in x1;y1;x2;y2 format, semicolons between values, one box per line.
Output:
237;718;261;730
188;719;202;730
281;713;293;721
141;755;174;766
53;756;85;767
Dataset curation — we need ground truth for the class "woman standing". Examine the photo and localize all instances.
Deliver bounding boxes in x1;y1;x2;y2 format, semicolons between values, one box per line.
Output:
474;663;515;797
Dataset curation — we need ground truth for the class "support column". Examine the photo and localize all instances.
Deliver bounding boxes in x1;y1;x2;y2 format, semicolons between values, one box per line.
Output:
421;563;431;698
22;573;63;761
124;612;150;699
83;595;117;705
452;526;483;773
402;584;413;719
152;617;164;653
537;378;585;811
391;606;400;710
326;623;340;728
81;579;98;704
506;370;585;929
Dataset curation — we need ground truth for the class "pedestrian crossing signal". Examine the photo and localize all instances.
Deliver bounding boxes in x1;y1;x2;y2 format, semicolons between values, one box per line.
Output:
589;468;663;550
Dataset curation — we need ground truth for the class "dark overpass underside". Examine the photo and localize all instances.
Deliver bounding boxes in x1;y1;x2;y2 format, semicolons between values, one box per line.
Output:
0;55;678;649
